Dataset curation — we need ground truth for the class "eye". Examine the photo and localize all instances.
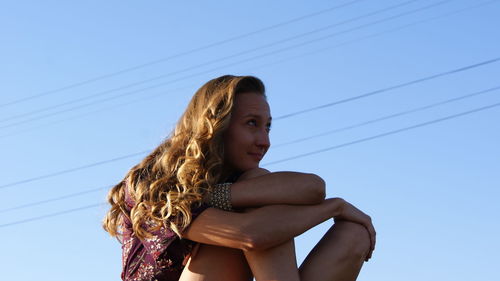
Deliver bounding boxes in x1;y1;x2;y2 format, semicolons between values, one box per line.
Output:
266;123;272;133
247;119;257;126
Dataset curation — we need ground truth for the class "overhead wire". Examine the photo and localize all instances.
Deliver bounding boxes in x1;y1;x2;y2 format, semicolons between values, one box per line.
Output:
273;85;500;148
248;0;499;75
0;0;365;108
1;0;495;139
0;0;446;129
0;84;196;139
1;1;498;227
2;97;500;228
0;185;112;214
263;99;500;166
0;203;106;228
273;57;500;120
0;57;497;189
0;150;149;189
0;0;421;125
4;84;499;213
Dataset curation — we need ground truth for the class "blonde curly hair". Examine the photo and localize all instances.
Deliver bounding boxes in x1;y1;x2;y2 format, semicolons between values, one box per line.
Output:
103;75;266;240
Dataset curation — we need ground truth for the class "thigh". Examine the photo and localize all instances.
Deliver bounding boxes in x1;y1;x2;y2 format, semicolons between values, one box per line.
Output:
179;244;253;281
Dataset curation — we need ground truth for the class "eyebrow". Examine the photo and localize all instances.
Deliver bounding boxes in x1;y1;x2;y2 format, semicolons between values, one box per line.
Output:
243;113;272;121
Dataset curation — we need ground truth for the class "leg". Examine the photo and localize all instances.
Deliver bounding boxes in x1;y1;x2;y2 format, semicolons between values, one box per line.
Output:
243;239;300;281
236;169;369;280
299;220;370;281
241;205;300;281
179;244;253;281
243;220;370;281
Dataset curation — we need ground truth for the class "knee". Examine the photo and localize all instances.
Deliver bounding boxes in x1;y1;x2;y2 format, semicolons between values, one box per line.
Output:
336;220;371;260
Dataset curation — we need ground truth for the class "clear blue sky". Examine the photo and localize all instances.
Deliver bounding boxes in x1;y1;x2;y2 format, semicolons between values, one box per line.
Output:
1;1;499;280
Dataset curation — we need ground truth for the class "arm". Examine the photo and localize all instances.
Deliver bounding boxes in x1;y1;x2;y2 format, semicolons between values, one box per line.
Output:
183;197;344;251
189;169;375;254
228;168;326;208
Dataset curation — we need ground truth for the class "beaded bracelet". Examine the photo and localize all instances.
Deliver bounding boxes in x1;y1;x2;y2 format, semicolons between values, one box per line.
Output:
208;183;234;211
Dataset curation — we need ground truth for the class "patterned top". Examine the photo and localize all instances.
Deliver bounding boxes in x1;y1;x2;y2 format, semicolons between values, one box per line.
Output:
120;183;210;281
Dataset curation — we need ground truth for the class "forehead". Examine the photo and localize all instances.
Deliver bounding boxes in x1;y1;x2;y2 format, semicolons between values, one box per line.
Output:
232;92;271;119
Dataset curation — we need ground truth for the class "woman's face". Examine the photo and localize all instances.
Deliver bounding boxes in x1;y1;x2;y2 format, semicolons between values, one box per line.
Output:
223;92;272;173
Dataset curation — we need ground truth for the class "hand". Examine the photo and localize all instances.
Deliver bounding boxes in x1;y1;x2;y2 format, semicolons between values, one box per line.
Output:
334;198;376;261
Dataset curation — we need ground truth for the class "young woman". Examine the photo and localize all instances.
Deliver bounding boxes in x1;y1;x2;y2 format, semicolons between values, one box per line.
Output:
103;75;376;281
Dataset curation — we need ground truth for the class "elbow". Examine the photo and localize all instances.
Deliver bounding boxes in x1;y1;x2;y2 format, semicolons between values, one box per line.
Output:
244;230;269;251
240;213;268;251
240;235;258;251
308;173;326;204
244;235;260;251
241;226;261;251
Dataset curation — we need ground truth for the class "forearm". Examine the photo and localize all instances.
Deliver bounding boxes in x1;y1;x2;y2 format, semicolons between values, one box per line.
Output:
243;197;344;251
229;170;326;208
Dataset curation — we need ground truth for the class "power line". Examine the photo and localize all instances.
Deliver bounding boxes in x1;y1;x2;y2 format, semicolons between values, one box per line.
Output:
2;98;499;228
0;203;106;228
263;99;500;166
274;57;500;120
0;84;195;139
0;0;443;128
0;0;364;108
1;0;494;139
0;185;111;214
0;57;497;188
273;85;500;148
249;0;499;75
0;1;494;223
0;0;419;125
0;150;150;189
4;84;499;213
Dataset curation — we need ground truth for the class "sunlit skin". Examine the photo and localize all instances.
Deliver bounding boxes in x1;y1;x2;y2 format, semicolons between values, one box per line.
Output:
180;91;373;281
180;92;272;281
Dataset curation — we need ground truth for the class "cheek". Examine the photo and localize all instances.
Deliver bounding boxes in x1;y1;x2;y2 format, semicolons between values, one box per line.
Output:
234;132;253;150
225;131;251;158
229;137;246;155
224;132;241;157
227;127;249;144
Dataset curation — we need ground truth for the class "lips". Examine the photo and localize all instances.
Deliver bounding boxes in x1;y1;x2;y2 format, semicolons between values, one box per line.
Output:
248;152;263;161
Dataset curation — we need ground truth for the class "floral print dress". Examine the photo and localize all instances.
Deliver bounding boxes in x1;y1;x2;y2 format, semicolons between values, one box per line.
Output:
120;184;210;281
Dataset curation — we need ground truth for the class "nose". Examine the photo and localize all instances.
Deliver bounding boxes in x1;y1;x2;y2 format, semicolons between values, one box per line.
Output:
255;129;270;153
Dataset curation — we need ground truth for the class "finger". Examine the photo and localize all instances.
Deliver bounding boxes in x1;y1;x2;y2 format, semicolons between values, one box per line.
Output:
366;242;373;260
365;249;372;261
362;224;375;262
366;245;374;261
368;224;376;249
365;225;376;260
364;224;375;251
369;229;376;260
372;229;376;250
